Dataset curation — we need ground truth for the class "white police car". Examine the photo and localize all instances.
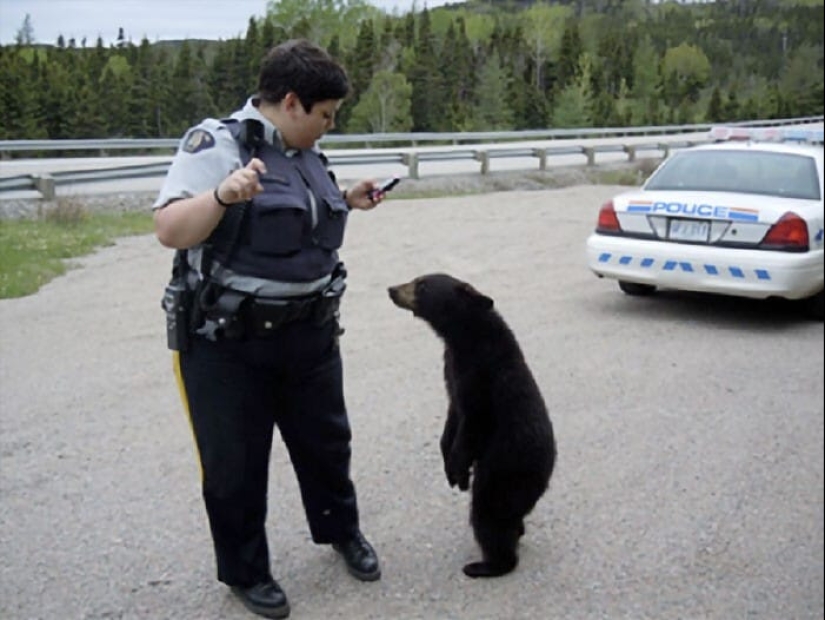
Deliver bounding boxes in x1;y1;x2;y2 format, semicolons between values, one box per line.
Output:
586;125;825;320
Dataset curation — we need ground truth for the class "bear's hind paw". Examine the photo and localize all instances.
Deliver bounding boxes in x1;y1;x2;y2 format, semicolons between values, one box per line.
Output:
462;559;517;578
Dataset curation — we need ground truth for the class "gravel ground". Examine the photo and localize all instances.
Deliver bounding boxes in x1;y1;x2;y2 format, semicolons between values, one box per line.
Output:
1;176;822;620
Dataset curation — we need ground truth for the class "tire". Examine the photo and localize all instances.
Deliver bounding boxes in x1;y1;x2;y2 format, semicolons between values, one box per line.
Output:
618;281;657;296
801;289;824;321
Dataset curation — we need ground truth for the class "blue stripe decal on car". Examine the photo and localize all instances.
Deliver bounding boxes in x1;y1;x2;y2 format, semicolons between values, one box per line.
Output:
596;252;772;280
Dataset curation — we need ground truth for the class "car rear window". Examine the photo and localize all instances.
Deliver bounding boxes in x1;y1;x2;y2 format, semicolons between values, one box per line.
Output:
645;150;822;200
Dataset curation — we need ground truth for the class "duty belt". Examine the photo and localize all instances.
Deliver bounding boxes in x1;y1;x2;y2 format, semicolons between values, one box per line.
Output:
194;265;347;341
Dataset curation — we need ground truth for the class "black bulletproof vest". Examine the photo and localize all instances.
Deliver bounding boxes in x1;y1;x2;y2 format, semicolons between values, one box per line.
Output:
206;119;349;283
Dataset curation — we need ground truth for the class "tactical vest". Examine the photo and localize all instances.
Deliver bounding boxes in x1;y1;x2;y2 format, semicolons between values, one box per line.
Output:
206;119;348;284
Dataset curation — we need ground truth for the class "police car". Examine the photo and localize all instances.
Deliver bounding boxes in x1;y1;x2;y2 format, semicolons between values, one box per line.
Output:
586;125;825;320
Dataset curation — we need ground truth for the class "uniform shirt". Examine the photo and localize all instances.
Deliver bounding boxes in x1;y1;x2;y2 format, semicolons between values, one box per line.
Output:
153;97;283;211
154;97;332;297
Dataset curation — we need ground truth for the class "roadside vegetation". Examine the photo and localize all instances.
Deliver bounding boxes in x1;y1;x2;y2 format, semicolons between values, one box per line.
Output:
0;199;153;298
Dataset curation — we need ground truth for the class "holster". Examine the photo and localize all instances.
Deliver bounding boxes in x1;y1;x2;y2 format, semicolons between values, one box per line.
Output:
193;281;247;342
161;279;192;351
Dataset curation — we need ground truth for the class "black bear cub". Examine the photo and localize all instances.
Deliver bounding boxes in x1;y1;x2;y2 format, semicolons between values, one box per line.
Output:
388;273;556;578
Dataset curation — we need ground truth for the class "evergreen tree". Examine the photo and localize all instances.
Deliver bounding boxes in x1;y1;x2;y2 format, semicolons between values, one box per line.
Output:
125;39;158;137
98;57;132;137
440;18;476;131
349;20;379;104
465;53;514;131
556;18;583;93
0;48;43;139
408;10;443;131
37;54;74;138
551;52;594;128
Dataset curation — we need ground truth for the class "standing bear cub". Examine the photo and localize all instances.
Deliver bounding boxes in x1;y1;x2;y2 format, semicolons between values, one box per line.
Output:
388;273;556;578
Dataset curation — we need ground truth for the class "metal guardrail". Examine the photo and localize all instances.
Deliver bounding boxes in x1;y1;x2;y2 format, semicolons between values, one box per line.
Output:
1;116;821;154
0;141;705;199
1;117;821;199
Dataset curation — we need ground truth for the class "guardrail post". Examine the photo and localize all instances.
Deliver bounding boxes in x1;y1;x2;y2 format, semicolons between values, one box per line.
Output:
659;143;670;158
402;153;419;179
532;148;547;171
583;147;596;166
33;174;55;200
623;145;636;163
474;150;489;175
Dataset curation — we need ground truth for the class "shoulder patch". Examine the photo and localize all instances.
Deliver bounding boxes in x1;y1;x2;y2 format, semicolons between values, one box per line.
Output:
182;128;216;154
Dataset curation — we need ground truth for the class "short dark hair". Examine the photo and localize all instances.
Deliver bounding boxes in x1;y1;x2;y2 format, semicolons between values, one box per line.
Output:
257;39;350;112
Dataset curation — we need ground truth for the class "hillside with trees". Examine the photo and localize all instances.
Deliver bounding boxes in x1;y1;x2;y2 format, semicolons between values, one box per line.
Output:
0;0;822;143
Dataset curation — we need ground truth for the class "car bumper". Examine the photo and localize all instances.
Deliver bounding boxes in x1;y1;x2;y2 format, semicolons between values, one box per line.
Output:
586;234;824;300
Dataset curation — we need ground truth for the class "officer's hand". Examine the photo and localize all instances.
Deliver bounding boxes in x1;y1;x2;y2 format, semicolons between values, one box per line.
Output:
345;179;386;211
215;158;267;205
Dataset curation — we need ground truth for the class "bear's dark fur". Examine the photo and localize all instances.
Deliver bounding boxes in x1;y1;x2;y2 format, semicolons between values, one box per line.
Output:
388;273;556;578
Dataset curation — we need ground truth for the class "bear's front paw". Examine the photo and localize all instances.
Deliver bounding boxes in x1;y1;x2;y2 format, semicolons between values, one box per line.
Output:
445;466;457;487
445;462;469;490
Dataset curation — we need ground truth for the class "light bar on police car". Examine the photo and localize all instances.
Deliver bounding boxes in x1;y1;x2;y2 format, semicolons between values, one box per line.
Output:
709;125;824;144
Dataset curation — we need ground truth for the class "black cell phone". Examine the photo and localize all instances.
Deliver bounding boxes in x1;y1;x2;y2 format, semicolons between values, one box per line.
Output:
369;176;401;198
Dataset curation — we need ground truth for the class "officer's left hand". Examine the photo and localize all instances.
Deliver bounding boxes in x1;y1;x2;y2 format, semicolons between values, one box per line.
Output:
345;179;387;211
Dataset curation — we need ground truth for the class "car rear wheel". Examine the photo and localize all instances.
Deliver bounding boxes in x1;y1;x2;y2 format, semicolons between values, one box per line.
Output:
800;289;824;321
618;281;657;296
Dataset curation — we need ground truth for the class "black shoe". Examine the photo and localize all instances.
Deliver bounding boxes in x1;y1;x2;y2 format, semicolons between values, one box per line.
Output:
332;531;381;581
230;579;290;619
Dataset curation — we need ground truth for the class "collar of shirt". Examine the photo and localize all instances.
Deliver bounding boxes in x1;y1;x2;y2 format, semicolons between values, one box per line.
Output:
230;96;298;155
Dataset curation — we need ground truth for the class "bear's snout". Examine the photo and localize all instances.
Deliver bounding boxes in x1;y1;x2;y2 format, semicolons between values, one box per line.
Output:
388;282;416;311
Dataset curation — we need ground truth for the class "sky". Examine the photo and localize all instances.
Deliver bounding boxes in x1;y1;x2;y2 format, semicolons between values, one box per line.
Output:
0;0;460;46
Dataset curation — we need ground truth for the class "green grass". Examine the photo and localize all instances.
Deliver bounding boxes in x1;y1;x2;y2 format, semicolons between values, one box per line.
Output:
0;203;153;299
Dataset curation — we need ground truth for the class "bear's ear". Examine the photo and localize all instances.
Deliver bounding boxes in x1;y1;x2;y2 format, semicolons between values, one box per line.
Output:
459;282;494;311
475;294;494;311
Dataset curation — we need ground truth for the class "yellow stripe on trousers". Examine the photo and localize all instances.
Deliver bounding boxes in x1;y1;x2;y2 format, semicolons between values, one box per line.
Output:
172;351;204;482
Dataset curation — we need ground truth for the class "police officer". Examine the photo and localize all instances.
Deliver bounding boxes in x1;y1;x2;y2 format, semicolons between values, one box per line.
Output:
153;39;386;620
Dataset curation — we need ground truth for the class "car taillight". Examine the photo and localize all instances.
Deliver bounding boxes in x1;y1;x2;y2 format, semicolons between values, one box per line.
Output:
759;212;809;252
596;200;622;233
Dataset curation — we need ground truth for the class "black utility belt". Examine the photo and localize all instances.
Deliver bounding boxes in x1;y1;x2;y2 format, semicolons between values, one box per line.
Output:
194;285;344;342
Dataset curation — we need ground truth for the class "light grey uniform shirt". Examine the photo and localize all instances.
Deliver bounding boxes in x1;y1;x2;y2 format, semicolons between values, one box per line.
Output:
153;97;330;297
153;97;282;211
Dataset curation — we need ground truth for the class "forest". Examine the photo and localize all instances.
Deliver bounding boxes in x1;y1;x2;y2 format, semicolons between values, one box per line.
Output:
0;0;822;142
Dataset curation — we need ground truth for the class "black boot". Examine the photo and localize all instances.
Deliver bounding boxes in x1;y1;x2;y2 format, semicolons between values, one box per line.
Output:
230;579;290;619
332;531;381;581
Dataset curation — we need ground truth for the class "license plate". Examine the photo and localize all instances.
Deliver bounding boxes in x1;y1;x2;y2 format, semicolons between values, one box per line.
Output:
669;218;710;242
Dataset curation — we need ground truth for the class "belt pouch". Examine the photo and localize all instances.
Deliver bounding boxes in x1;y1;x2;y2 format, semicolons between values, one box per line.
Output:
247;298;298;335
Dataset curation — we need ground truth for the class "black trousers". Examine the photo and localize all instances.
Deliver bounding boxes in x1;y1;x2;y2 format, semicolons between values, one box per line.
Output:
175;319;360;586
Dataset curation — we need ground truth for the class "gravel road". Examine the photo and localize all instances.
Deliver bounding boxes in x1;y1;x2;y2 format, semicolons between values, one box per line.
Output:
1;183;822;620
